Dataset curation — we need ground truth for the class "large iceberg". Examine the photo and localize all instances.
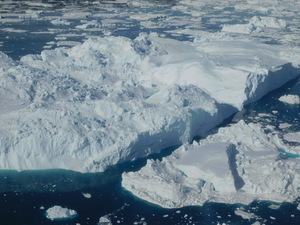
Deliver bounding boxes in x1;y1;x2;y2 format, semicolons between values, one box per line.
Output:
0;33;300;172
122;120;300;208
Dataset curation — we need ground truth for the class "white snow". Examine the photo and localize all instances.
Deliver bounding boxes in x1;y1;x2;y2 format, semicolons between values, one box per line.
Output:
45;205;77;220
122;120;300;208
0;33;298;172
278;94;300;104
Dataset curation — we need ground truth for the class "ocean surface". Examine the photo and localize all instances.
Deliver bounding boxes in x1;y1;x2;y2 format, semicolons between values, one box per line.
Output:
0;1;300;224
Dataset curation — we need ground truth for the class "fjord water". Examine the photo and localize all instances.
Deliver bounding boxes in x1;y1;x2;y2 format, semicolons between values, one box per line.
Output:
0;78;299;225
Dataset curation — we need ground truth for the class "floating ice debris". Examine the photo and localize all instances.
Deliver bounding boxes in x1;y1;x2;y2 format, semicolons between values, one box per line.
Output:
98;216;112;225
279;94;300;104
45;205;77;220
222;16;287;34
82;192;92;198
234;208;257;220
279;123;292;129
268;204;281;210
50;18;71;26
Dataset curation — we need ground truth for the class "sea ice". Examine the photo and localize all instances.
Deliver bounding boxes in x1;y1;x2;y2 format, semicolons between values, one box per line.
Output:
45;205;77;220
222;16;286;34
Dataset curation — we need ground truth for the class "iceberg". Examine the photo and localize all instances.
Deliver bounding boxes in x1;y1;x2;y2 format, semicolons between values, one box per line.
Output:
45;205;77;220
0;33;300;172
122;120;300;208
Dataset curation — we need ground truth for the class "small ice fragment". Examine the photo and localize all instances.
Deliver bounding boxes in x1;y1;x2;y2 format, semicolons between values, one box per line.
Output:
82;192;92;198
98;216;112;225
45;205;77;220
279;94;300;104
268;204;280;210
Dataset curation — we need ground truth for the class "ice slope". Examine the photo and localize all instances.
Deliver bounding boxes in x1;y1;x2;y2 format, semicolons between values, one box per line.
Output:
122;120;300;208
0;34;300;172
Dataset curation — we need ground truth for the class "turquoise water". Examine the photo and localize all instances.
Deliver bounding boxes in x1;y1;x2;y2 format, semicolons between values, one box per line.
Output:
277;148;300;158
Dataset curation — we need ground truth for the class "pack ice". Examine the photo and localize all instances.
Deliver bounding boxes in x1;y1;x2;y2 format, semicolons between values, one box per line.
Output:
122;120;300;208
0;33;300;172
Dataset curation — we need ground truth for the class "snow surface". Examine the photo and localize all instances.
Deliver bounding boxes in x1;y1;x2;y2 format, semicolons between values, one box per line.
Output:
1;33;300;172
278;94;300;104
0;33;299;172
122;120;300;208
45;205;77;220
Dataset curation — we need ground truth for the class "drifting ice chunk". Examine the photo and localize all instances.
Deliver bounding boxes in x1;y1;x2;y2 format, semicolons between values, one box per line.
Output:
45;205;77;220
278;94;300;104
98;216;112;225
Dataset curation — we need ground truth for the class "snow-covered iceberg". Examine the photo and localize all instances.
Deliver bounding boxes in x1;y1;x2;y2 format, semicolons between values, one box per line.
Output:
122;120;300;208
0;33;300;172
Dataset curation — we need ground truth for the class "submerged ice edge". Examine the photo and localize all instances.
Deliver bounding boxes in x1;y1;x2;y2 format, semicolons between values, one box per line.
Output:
0;33;300;173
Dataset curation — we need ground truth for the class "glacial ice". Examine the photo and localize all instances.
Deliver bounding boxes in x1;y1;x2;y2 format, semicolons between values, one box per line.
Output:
122;120;300;208
45;205;77;220
0;32;300;172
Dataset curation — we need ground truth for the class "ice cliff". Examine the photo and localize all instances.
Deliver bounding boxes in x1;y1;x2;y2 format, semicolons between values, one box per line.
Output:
0;33;300;172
